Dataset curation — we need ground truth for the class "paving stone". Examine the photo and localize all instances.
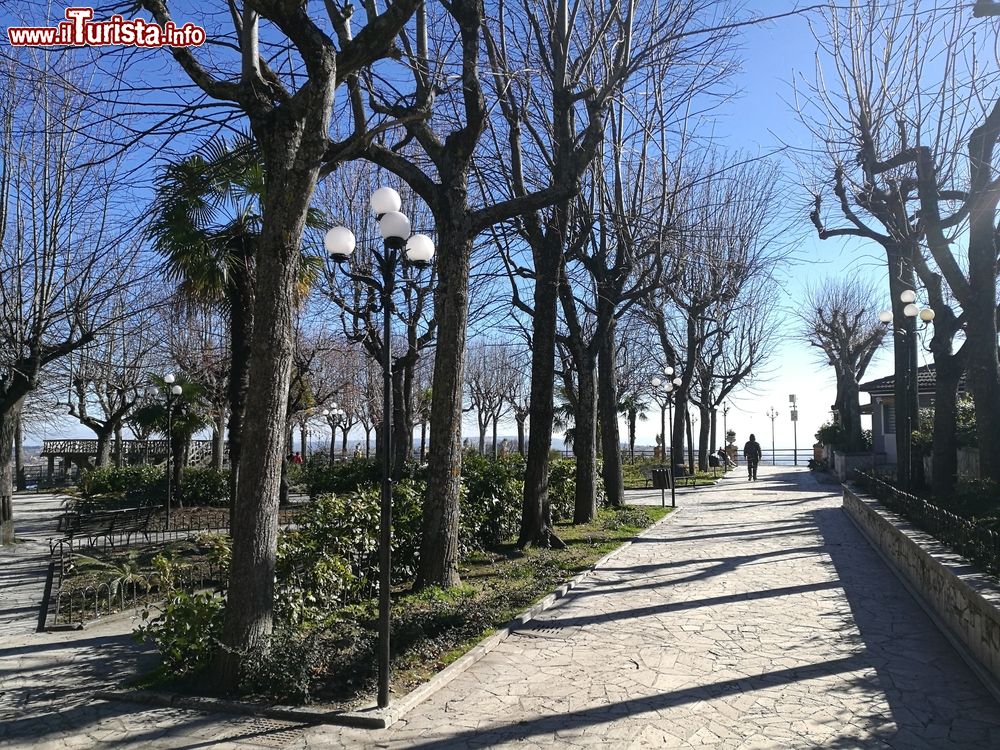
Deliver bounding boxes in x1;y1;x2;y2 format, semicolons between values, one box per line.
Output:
3;468;1000;748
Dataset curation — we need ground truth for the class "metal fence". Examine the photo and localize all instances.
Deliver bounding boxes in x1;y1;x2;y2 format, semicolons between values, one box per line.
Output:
854;470;1000;577
619;447;807;467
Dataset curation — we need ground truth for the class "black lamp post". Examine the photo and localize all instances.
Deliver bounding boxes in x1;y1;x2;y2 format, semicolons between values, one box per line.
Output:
152;374;183;530
325;187;435;709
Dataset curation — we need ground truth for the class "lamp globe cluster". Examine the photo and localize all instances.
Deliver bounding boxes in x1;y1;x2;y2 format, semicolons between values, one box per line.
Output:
323;187;435;265
878;290;935;325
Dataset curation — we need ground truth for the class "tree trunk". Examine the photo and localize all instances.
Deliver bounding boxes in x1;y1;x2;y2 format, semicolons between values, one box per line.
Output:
964;208;1000;481
299;422;308;460
420;420;427;460
491;417;498;459
114;424;124;468
931;353;963;498
417;220;472;588
215;110;329;688
686;410;695;474
365;427;371;458
518;229;564;548
710;408;717;454
628;408;637;460
697;404;711;471
477;415;487;454
391;365;411;479
212;418;225;471
341;425;349;458
14;414;25;491
516;416;526;456
886;248;920;488
95;429;113;468
597;321;623;507
842;377;865;453
227;286;253;526
1;401;23;542
573;360;598;524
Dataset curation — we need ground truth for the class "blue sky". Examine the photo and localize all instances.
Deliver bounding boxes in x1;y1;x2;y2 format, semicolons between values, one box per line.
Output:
6;2;914;449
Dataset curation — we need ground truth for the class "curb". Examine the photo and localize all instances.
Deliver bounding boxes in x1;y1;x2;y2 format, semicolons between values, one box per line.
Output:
96;505;685;730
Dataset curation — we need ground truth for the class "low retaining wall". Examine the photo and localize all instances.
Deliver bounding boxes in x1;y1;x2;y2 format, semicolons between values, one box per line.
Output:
843;485;1000;694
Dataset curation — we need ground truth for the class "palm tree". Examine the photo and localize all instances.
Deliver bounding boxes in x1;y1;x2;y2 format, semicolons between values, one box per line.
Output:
133;375;213;504
148;136;322;518
618;393;649;460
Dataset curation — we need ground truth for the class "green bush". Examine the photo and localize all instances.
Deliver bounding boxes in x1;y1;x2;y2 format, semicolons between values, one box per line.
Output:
79;465;165;508
134;590;224;675
460;453;524;552
549;459;579;522
179;467;230;507
300;459;383;498
274;481;424;625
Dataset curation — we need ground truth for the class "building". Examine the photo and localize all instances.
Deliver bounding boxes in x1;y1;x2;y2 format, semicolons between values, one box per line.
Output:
859;364;968;465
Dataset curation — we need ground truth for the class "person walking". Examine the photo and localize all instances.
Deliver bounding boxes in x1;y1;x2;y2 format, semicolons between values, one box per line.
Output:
743;434;762;481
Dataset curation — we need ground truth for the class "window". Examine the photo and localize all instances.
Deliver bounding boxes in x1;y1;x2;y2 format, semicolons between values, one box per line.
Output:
882;403;896;434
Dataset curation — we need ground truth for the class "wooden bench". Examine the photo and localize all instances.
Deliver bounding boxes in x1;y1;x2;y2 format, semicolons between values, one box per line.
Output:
59;506;155;547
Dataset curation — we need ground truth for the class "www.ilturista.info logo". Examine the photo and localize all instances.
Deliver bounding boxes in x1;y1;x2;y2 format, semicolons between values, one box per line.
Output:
8;7;205;47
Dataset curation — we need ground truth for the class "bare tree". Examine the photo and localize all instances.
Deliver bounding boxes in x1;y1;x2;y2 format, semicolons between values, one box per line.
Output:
645;156;782;472
0;55;138;543
126;0;421;684
464;341;514;456
799;0;1000;486
798;279;885;453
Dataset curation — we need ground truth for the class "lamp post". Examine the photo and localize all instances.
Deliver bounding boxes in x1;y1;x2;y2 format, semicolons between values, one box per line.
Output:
156;374;183;530
650;371;681;508
766;406;778;465
789;395;798;466
325;187;434;709
878;292;934;489
321;403;340;462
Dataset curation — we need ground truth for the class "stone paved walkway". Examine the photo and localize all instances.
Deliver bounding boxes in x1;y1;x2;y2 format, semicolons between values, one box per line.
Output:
2;467;998;748
0;493;68;638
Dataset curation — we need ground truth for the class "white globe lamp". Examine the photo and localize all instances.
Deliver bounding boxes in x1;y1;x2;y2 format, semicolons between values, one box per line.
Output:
324;226;356;260
370;187;402;216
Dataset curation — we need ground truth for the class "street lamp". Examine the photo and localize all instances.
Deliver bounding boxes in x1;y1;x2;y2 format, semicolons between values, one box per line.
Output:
650;374;677;508
789;395;798;466
878;291;934;488
766;407;779;466
151;375;183;530
325;187;434;709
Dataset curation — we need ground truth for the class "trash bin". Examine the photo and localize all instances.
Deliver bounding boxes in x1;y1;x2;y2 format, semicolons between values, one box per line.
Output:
652;468;671;489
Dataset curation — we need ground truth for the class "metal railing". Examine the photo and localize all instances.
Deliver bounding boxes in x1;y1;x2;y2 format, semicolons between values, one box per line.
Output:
854;470;999;577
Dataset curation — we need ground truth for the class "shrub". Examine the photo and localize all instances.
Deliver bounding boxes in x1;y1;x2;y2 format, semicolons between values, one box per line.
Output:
134;590;224;675
301;459;383;498
548;459;578;522
274;481;424;625
179;467;230;507
241;626;328;704
79;465;165;508
459;453;524;552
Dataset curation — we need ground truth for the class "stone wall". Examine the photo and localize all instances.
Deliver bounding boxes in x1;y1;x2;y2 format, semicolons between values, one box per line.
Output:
832;451;878;482
843;486;1000;691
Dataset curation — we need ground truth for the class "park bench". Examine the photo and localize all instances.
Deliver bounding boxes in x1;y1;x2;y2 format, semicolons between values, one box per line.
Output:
59;506;155;548
644;465;697;489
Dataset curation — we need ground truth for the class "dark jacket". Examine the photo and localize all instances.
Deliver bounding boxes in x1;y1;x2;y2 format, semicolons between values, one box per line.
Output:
743;440;762;461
